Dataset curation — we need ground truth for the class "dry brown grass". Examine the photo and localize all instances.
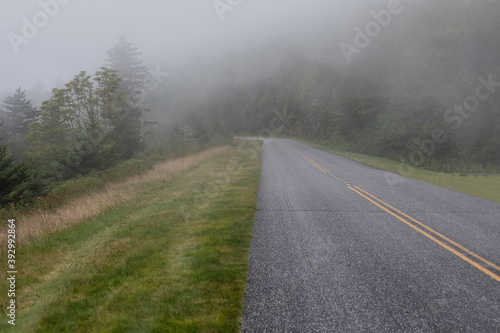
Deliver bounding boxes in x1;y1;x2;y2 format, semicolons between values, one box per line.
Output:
2;146;229;248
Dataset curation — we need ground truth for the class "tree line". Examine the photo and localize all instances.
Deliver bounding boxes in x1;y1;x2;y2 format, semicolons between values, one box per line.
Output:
155;0;500;173
2;0;499;207
0;36;152;207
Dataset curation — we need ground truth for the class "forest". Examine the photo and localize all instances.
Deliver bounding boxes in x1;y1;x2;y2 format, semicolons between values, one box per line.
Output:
1;0;499;209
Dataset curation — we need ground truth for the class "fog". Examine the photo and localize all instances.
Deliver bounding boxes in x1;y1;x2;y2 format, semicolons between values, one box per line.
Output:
0;0;382;92
2;0;498;172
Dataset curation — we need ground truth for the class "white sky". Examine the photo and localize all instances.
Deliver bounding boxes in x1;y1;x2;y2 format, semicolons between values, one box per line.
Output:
0;0;373;92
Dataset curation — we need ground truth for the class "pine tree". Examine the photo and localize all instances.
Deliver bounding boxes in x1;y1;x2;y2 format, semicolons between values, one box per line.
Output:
28;79;50;108
107;35;151;104
0;106;6;136
28;68;128;178
106;35;150;156
0;124;30;207
1;87;37;136
181;124;197;146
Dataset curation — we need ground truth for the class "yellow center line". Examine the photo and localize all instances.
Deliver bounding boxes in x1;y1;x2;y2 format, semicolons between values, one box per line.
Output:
287;145;330;173
286;144;500;283
353;186;500;273
348;186;500;283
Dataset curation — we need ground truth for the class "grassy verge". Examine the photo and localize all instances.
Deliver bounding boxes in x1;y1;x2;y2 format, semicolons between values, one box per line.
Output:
295;138;500;204
1;141;262;332
0;147;229;249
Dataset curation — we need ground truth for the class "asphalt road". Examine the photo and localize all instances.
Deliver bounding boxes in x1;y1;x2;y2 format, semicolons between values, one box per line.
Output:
242;138;500;332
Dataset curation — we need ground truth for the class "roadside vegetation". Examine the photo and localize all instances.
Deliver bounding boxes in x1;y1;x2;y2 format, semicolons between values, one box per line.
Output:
0;146;228;248
0;141;261;332
298;138;500;204
1;0;499;331
2;1;500;214
139;0;500;178
0;35;224;214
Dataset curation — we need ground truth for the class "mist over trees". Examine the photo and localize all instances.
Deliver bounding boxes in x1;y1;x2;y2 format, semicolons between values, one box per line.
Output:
146;0;500;171
0;36;160;207
1;87;37;137
28;68;134;179
1;0;499;208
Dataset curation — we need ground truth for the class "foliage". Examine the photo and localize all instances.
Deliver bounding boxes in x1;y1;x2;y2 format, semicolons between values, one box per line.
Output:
143;0;500;173
0;144;261;332
3;0;500;211
0;87;37;137
0;125;43;208
27;67;144;180
107;35;153;155
107;34;151;105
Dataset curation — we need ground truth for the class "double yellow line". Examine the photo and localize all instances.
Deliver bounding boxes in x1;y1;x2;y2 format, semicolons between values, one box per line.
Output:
287;145;500;283
289;146;330;174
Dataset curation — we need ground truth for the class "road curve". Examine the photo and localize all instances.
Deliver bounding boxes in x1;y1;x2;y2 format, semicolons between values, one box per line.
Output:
242;138;500;332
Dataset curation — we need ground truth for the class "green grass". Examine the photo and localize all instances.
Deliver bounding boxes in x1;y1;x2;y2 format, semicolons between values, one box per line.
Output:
296;138;500;204
1;142;262;332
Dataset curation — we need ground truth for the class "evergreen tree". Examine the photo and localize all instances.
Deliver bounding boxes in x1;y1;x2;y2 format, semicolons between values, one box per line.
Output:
107;35;151;104
0;124;31;207
107;35;151;152
28;80;50;108
0;106;6;135
105;100;144;160
1;87;37;136
28;68;135;178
